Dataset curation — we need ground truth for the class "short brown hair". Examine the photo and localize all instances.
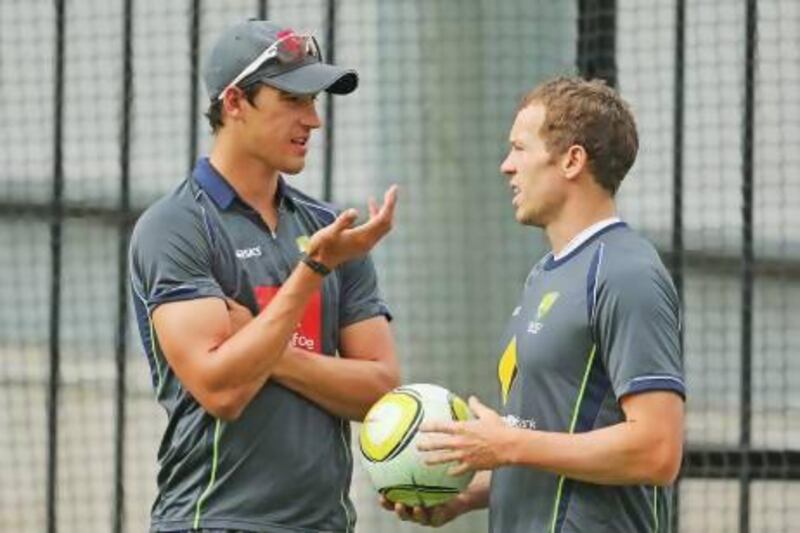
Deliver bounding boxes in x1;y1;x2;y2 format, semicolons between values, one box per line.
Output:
520;76;638;195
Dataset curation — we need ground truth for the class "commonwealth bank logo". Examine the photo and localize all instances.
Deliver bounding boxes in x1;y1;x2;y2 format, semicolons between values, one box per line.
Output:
528;291;559;334
498;337;518;405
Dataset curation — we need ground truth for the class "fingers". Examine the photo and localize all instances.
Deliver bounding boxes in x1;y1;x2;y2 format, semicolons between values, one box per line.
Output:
379;495;395;511
424;450;463;466
332;208;359;233
468;396;495;419
394;503;411;521
412;506;431;525
393;501;425;524
430;506;454;527
384;184;398;207
379;495;416;522
380;495;455;527
379;185;398;220
307;186;397;266
365;185;398;224
417;433;457;452
391;501;411;521
420;420;458;434
447;462;473;477
345;185;399;242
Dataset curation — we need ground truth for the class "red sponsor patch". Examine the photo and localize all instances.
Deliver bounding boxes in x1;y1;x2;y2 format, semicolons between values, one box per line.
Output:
254;285;322;353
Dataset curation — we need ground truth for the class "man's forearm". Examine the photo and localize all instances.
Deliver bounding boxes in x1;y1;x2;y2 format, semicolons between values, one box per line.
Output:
203;265;324;396
505;418;681;486
272;347;399;421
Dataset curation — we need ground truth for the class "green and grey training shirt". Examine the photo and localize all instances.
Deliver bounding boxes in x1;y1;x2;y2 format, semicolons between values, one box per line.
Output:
491;220;685;533
130;158;390;532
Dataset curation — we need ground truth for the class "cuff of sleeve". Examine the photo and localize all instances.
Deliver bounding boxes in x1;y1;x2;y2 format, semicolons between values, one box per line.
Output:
149;281;225;309
341;302;393;328
618;375;686;401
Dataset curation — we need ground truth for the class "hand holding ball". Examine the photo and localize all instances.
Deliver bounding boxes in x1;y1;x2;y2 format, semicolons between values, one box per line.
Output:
359;383;475;507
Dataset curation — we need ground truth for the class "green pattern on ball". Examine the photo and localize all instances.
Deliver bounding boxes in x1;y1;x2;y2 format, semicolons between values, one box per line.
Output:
382;486;460;508
359;384;476;509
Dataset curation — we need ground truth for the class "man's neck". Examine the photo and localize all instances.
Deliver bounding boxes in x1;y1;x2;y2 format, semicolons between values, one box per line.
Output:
545;194;617;257
209;137;280;215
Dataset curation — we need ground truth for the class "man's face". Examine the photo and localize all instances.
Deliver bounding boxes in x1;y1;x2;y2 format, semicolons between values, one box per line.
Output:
499;103;566;227
238;85;321;175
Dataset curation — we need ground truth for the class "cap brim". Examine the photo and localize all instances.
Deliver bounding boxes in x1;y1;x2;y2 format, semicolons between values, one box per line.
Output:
258;62;358;96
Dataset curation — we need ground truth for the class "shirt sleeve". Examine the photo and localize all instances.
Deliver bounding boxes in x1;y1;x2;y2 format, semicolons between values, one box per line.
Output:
130;202;225;313
337;253;392;328
592;252;685;401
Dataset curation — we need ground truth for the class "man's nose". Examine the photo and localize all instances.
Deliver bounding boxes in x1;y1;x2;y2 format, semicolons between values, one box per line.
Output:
303;102;322;129
500;155;514;175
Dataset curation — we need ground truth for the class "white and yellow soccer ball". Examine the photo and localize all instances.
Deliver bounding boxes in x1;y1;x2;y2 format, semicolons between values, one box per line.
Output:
358;383;475;507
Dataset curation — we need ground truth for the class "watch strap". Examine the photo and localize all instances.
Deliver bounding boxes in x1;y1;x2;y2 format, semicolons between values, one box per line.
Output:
301;253;331;276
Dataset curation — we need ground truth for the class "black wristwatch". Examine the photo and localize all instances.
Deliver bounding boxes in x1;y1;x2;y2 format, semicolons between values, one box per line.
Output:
301;253;332;277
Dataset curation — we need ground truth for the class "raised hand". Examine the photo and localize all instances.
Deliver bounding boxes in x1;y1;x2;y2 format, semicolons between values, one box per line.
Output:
306;185;398;269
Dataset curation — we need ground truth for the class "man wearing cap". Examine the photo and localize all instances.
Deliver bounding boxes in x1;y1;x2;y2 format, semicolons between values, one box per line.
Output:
130;19;399;532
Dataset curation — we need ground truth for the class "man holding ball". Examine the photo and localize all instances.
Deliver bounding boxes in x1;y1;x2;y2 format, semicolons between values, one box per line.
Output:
383;76;685;532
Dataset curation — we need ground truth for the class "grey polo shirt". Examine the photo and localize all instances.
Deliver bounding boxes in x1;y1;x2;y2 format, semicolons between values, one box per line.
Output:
129;158;391;532
490;222;685;533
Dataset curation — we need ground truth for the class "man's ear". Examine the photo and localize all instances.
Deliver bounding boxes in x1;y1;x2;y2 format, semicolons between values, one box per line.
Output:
221;87;249;122
561;144;588;181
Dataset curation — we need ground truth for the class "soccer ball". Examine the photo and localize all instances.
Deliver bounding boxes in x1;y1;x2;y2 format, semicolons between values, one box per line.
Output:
358;383;475;507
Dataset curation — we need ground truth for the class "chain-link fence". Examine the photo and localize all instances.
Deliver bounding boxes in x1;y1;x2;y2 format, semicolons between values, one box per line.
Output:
1;1;798;531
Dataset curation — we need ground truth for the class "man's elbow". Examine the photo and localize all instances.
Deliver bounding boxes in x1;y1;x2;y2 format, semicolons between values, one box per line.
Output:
374;363;401;401
353;362;400;421
646;440;683;485
371;357;400;395
201;390;249;421
382;362;401;392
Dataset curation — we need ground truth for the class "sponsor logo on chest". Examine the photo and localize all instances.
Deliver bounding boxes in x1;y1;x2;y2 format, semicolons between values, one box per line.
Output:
255;285;322;352
527;291;560;335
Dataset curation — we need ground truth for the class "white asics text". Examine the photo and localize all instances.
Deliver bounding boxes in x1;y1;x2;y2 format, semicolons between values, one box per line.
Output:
236;246;262;259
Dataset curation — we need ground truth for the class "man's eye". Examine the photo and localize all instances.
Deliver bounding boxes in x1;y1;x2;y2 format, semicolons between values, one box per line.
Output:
285;94;315;105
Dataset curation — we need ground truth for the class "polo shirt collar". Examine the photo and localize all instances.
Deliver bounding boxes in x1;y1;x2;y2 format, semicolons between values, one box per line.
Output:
543;219;627;270
193;157;295;211
553;217;622;260
193;157;236;209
